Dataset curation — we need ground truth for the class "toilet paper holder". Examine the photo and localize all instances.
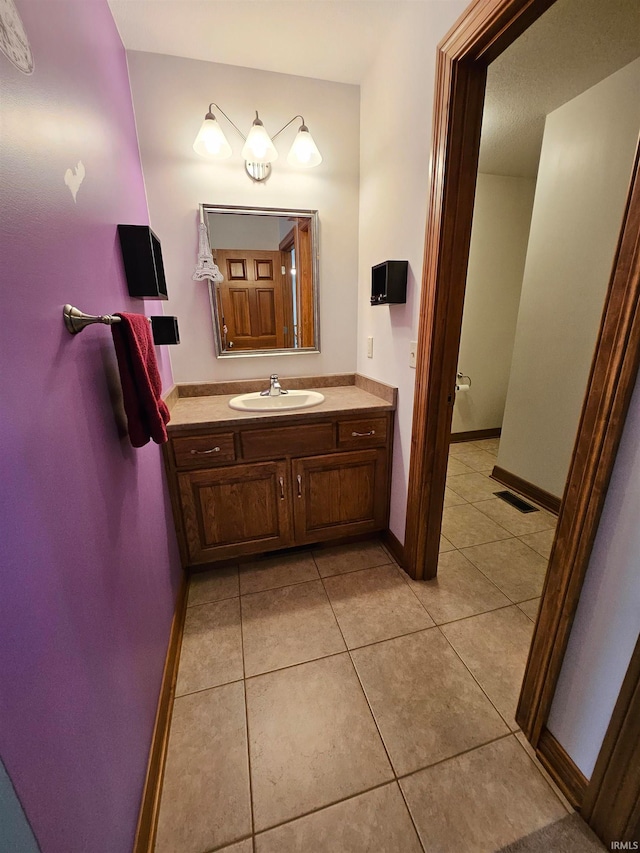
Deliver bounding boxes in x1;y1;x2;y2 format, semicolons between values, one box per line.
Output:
455;371;471;392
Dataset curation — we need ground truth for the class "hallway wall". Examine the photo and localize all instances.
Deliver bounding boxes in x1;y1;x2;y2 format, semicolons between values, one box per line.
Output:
497;58;640;497
452;173;535;435
0;1;181;851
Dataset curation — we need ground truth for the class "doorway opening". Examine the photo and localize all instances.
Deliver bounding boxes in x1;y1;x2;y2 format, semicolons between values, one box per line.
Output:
403;0;640;838
442;0;640;639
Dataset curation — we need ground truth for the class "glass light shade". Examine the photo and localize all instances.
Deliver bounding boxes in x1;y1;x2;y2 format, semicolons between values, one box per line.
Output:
287;126;322;168
193;115;232;159
241;120;278;164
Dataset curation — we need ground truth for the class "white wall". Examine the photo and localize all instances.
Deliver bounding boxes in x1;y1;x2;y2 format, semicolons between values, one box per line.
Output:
497;58;640;497
127;52;360;381
207;212;281;250
357;0;468;541
548;370;640;778
452;173;535;434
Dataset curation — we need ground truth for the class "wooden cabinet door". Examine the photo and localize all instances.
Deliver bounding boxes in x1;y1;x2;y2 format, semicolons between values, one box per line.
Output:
292;449;388;544
178;461;293;564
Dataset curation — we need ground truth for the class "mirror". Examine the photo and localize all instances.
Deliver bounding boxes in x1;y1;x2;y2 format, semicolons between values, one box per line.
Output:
201;204;320;357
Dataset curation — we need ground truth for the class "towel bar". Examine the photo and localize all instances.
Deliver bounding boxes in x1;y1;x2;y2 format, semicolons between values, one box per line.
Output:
63;304;150;335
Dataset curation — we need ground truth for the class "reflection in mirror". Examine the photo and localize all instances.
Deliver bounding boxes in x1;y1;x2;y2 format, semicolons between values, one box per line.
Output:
201;204;319;357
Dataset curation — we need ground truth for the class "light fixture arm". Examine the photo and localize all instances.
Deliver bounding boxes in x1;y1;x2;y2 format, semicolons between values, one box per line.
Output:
206;102;247;141
205;106;306;141
272;114;306;140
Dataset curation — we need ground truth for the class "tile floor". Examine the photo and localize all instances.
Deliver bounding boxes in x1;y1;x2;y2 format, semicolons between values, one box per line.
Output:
154;438;605;853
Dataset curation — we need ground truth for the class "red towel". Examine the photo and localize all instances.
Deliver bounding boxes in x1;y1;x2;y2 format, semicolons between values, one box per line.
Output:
111;313;170;447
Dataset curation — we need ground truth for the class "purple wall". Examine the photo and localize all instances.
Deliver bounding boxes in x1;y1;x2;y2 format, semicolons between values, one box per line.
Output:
0;2;181;851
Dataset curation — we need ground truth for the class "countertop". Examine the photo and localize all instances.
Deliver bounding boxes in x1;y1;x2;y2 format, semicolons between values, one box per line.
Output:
167;383;396;433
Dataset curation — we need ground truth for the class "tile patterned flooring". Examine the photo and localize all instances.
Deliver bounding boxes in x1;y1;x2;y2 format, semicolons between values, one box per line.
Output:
154;438;605;853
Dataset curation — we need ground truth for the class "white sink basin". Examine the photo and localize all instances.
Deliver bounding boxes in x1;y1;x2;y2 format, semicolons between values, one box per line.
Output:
228;389;325;412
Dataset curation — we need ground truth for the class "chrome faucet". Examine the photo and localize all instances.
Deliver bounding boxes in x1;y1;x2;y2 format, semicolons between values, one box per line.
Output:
260;374;288;397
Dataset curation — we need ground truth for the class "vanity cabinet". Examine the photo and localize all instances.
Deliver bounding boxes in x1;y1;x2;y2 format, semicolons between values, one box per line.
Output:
164;412;393;567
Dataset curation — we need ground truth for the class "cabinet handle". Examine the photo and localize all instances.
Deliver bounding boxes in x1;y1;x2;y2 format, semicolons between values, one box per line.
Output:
297;473;302;498
351;430;375;437
190;446;221;455
279;476;285;500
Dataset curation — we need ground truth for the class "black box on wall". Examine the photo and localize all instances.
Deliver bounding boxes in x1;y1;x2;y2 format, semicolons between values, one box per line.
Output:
118;224;168;300
370;260;408;305
150;316;180;345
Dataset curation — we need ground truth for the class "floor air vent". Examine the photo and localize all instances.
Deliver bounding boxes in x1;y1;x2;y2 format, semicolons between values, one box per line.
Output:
493;491;539;514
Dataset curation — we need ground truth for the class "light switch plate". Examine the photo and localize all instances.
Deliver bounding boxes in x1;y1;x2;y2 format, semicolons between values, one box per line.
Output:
367;336;373;358
409;340;417;368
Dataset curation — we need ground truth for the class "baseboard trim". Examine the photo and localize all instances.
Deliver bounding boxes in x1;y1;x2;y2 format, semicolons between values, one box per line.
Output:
134;571;189;853
382;529;405;568
450;427;501;443
537;726;588;810
491;465;561;515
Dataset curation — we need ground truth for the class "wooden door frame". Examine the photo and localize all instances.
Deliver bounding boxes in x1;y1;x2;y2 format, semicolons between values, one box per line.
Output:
278;228;297;348
403;0;640;841
279;220;314;348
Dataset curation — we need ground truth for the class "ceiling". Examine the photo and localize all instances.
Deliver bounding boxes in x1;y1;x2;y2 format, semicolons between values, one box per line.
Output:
481;0;640;177
107;0;408;86
108;0;640;178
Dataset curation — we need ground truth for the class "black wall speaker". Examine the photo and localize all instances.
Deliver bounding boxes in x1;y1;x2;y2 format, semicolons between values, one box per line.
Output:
370;260;408;305
150;316;180;345
118;224;168;300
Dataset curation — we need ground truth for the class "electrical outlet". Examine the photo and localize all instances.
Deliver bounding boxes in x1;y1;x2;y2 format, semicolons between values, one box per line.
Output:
409;340;417;368
367;336;373;358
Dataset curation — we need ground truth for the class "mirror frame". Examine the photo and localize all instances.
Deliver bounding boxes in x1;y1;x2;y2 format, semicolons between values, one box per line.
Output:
200;203;321;358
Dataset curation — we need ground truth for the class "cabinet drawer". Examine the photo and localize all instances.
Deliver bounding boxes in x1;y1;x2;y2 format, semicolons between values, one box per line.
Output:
172;433;236;468
337;416;388;449
241;422;334;461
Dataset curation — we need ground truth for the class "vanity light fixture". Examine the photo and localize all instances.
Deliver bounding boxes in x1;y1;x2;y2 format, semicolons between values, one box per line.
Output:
193;103;322;182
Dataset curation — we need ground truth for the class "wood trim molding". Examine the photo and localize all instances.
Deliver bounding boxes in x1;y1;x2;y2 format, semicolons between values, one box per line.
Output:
582;636;640;845
403;47;486;581
134;571;189;853
382;528;405;568
537;727;588;810
451;427;501;443
491;465;561;515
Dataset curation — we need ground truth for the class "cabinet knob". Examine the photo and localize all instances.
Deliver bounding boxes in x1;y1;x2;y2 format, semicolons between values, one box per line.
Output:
190;446;221;455
279;476;285;500
351;430;375;437
297;473;302;498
